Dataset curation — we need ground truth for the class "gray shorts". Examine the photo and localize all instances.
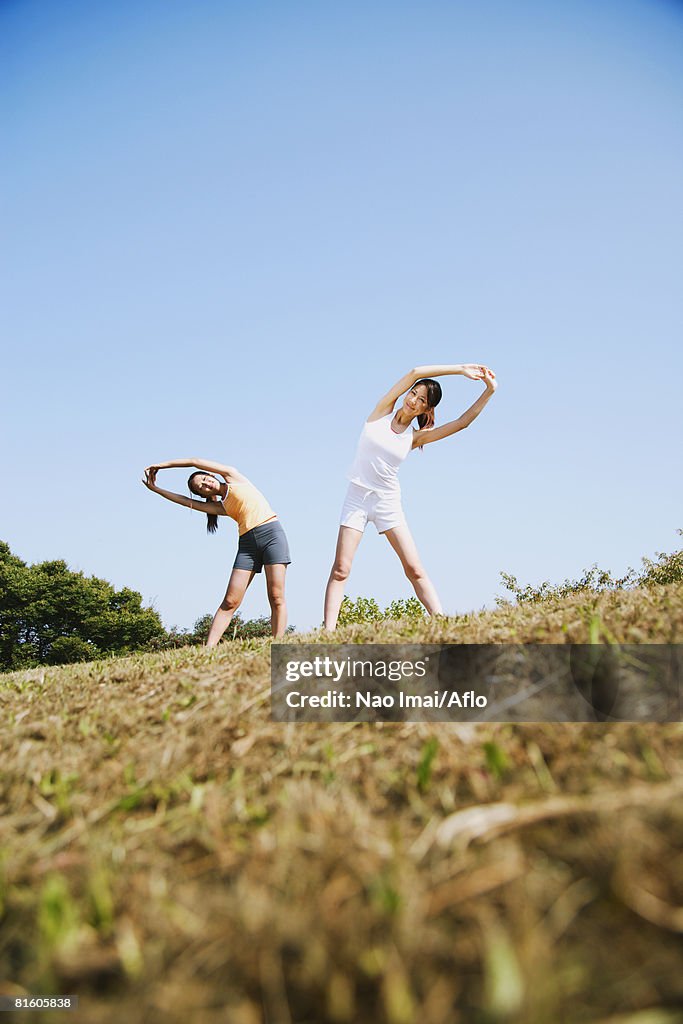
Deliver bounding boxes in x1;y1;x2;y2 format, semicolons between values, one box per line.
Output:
233;519;291;574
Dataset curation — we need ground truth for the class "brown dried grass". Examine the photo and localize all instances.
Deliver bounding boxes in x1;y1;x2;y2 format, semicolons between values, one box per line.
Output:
0;583;682;1023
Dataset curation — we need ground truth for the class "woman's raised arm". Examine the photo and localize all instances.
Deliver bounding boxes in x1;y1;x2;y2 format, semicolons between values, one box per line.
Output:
369;363;490;419
411;368;498;448
142;470;226;514
144;457;247;482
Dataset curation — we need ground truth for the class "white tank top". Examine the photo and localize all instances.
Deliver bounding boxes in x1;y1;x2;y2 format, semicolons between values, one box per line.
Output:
347;413;415;495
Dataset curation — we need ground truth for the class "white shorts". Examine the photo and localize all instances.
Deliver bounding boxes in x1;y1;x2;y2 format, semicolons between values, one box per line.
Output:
339;482;407;534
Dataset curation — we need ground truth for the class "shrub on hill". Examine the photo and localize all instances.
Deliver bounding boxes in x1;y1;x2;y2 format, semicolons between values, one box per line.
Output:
338;595;426;625
498;529;682;605
146;612;294;651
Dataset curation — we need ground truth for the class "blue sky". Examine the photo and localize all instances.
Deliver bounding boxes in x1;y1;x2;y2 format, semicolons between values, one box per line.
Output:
3;0;682;632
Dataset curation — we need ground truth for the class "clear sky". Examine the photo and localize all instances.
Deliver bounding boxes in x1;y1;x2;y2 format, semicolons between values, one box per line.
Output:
3;0;682;632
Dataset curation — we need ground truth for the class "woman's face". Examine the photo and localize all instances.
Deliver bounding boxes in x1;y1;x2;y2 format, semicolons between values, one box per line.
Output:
402;384;429;418
192;474;221;498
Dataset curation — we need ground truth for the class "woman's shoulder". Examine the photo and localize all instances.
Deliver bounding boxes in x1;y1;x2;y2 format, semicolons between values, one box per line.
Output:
229;473;255;488
365;410;393;424
230;477;271;501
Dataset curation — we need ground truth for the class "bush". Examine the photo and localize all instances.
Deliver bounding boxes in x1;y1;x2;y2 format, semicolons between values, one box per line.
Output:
192;614;214;643
384;597;427;621
146;627;197;652
227;614;275;640
145;612;295;651
498;529;682;606
46;636;100;665
638;529;683;587
497;565;636;605
338;595;426;625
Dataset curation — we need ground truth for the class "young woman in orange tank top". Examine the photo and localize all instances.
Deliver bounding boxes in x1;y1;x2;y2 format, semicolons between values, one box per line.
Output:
143;457;290;644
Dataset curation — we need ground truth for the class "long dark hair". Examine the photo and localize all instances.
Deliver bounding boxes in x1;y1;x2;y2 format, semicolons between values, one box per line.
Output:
188;471;221;534
414;377;442;430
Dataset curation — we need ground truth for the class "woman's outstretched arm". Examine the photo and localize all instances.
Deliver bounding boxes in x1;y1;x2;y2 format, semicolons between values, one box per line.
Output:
142;470;226;514
411;368;498;448
370;363;491;419
144;457;247;482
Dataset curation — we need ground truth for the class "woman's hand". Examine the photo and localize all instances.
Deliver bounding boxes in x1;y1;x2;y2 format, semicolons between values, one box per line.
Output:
482;367;497;392
142;468;158;490
461;363;492;380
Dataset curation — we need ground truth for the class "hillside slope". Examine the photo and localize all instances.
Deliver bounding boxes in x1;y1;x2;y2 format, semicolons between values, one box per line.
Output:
1;583;682;1024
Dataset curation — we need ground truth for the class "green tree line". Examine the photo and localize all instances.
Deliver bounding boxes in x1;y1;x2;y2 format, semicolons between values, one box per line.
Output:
0;541;289;670
2;531;679;668
0;541;167;669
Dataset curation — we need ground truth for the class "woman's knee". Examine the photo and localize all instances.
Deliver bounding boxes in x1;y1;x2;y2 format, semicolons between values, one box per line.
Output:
331;559;351;583
268;587;286;609
404;562;425;584
220;593;242;613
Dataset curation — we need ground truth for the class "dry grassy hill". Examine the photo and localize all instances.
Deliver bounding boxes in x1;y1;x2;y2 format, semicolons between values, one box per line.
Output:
1;583;682;1024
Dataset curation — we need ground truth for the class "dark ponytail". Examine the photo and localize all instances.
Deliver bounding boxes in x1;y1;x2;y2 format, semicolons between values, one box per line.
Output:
188;471;221;535
414;378;442;444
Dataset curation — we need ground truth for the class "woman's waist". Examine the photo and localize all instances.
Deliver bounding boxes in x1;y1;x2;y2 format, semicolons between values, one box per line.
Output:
237;512;278;536
346;476;401;499
347;460;402;485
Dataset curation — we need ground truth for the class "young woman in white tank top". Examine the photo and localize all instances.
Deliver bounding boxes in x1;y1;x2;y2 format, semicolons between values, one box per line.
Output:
324;363;498;629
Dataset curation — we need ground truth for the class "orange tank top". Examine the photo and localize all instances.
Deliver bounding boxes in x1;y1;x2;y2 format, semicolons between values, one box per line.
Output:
222;479;276;536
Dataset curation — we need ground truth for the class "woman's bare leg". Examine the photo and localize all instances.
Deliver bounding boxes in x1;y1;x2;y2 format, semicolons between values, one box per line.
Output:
383;525;443;614
206;568;255;646
265;563;288;638
323;526;364;630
